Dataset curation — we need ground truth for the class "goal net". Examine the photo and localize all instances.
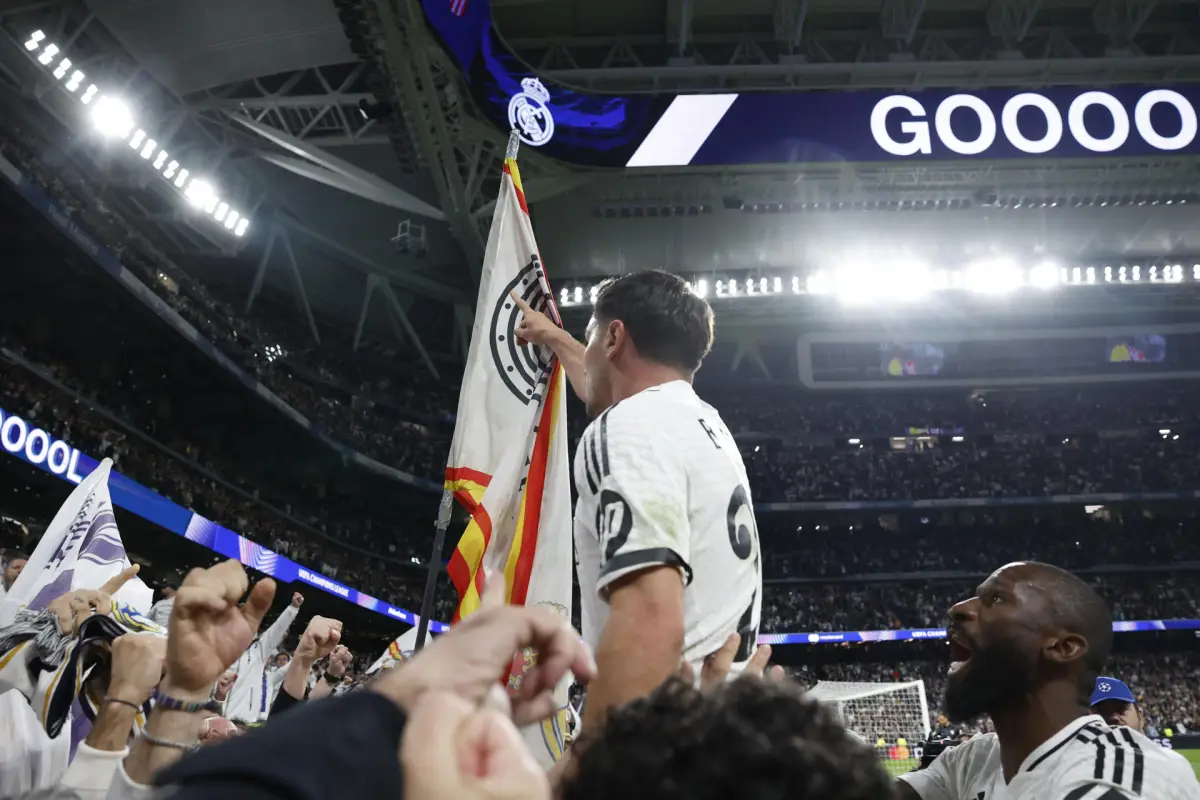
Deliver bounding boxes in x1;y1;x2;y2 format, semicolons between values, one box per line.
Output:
806;680;931;777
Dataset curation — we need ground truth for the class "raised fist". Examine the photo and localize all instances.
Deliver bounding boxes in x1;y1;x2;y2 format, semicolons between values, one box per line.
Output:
295;615;343;663
326;645;353;678
108;633;167;705
291;592;304;608
164;560;275;699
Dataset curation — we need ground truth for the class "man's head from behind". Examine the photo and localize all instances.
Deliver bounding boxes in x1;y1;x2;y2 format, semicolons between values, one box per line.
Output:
561;678;893;800
943;561;1113;723
583;271;714;418
3;553;27;590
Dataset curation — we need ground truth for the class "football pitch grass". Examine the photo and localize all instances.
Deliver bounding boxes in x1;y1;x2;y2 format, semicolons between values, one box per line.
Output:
1182;749;1200;780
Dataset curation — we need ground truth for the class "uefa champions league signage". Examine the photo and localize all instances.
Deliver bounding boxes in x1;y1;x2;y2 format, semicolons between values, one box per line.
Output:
870;88;1197;157
0;408;87;483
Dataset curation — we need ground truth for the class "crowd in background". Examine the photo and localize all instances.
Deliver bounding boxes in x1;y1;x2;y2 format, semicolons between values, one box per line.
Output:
762;573;1200;633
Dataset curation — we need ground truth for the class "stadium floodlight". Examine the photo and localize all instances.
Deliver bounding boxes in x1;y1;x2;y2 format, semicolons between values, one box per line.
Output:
52;58;71;79
24;30;45;51
694;278;708;298
963;258;1023;294
572;286;583;304
152;151;168;169
90;95;135;138
234;218;249;237
1028;261;1061;289
203;195;219;215
140;139;157;159
173;168;190;188
128;129;146;150
213;203;229;223
163;160;179;179
79;84;98;105
65;70;84;92
224;211;239;230
184;178;216;208
37;44;59;65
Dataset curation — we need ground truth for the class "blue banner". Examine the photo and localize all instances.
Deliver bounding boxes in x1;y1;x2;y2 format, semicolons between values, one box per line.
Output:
418;0;1200;169
0;405;449;633
759;618;1200;646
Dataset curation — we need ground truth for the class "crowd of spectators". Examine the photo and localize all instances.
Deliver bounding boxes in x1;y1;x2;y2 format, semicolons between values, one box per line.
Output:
762;573;1200;633
0;344;459;622
763;514;1197;578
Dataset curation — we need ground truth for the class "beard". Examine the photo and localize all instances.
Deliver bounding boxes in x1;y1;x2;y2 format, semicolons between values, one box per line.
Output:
944;638;1038;723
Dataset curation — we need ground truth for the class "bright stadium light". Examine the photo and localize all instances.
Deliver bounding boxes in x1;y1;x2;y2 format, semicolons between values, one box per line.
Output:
90;95;135;138
128;129;146;150
964;258;1024;295
24;30;45;51
184;178;216;208
174;168;190;188
1029;261;1061;289
224;211;239;230
52;58;71;79
37;44;58;65
213;202;229;223
163;160;179;179
79;84;98;104
65;70;84;92
234;217;249;237
152;151;168;169
203;194;219;215
694;278;708;298
140;139;157;159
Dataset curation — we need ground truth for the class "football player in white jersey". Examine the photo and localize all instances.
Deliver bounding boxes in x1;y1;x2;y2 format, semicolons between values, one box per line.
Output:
899;562;1200;800
513;270;762;733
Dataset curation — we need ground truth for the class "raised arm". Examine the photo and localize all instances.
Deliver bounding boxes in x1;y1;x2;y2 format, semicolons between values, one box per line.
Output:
259;592;302;655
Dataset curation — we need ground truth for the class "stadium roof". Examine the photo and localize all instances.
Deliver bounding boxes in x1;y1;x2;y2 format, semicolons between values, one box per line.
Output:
1;0;1199;377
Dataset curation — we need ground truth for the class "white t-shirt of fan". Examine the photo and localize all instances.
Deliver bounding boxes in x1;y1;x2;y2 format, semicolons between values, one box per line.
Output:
573;381;762;676
899;714;1200;800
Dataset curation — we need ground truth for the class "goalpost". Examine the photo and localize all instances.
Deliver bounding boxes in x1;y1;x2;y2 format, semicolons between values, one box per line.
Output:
806;680;932;777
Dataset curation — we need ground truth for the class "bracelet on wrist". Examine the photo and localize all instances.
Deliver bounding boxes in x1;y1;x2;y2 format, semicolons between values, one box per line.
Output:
323;671;342;685
140;730;199;753
152;689;222;715
103;697;144;712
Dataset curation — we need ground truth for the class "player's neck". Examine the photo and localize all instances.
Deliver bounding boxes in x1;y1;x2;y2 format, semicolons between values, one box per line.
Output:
991;690;1091;783
610;364;692;404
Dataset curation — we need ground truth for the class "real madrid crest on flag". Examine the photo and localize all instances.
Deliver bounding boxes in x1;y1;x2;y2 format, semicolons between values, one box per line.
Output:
508;77;555;147
490;255;553;405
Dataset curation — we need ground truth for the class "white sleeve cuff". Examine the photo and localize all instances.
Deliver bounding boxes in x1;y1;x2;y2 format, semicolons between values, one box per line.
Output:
61;742;128;800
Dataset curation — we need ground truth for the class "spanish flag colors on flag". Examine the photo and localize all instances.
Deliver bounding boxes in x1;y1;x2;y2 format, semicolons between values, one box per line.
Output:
443;150;574;767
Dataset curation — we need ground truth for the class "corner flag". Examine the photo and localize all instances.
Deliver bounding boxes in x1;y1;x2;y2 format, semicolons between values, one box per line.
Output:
443;141;574;766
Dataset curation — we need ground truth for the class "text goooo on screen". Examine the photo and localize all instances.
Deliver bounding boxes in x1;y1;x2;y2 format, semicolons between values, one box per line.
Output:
0;408;86;483
871;88;1197;157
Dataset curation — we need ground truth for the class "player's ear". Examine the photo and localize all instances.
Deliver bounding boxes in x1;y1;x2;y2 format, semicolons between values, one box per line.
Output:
605;319;627;358
1043;630;1088;666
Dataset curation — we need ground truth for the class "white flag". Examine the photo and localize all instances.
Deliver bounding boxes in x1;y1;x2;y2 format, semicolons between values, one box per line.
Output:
0;458;152;625
443;155;574;767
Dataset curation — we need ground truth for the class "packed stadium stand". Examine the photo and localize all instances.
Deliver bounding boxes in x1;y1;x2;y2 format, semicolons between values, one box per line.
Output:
2;0;1200;790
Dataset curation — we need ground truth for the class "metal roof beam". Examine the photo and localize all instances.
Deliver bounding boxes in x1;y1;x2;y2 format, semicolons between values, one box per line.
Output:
986;0;1043;43
278;226;321;345
192;93;373;111
774;0;810;51
881;0;927;46
666;0;694;57
230;113;446;220
377;279;439;379
245;224;278;313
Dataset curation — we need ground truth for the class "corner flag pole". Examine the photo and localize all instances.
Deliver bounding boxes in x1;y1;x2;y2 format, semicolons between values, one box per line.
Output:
413;129;523;650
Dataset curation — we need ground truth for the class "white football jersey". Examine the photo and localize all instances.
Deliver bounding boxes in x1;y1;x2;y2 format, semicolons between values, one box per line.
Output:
899;715;1200;800
573;381;762;673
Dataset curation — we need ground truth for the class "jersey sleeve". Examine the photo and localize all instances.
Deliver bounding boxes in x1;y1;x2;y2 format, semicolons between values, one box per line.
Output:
581;407;693;596
896;736;981;800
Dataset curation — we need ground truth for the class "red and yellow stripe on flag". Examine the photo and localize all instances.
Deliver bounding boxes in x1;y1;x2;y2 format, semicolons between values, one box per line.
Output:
444;466;493;622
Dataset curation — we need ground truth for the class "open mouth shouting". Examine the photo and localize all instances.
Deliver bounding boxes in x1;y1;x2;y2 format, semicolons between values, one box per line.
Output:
948;629;974;677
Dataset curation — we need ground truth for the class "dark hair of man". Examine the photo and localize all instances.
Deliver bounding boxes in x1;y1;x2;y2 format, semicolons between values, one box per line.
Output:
592;271;714;374
1030;563;1114;697
561;678;895;800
